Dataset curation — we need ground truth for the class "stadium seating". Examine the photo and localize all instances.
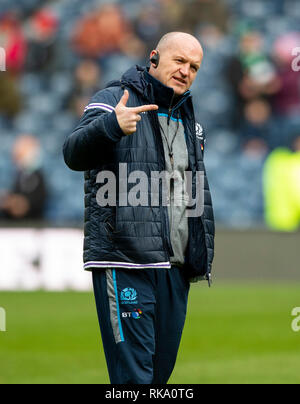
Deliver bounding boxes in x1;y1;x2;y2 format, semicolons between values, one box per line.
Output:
0;0;299;227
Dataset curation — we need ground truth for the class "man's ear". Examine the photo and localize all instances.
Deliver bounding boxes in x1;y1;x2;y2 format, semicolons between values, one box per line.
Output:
150;50;160;68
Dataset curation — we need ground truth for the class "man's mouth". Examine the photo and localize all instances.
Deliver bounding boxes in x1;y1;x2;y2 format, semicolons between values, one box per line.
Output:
172;77;186;85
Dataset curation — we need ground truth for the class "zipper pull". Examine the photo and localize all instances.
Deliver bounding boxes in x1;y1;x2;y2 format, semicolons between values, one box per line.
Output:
168;93;176;125
168;109;172;125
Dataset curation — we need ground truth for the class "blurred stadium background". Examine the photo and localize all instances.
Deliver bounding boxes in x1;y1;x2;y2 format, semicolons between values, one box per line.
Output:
0;0;300;384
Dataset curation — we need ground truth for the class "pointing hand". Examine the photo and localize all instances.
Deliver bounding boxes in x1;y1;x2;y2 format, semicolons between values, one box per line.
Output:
115;90;158;135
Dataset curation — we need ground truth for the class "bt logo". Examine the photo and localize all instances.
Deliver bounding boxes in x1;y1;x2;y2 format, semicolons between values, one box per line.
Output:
122;309;143;319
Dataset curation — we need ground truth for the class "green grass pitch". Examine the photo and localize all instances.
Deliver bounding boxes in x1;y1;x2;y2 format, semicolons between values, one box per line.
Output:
1;282;300;384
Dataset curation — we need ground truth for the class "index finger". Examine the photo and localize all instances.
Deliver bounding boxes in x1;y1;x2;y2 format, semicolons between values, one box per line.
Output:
130;104;159;114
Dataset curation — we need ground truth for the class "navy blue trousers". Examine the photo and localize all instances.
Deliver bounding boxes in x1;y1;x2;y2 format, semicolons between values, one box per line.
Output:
92;267;190;384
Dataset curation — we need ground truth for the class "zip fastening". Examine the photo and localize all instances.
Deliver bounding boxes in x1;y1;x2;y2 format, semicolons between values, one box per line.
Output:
165;91;191;260
168;93;176;125
167;91;191;126
150;109;174;259
169;156;175;255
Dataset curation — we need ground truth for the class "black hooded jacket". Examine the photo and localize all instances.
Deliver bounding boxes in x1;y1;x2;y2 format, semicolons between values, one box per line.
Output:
63;65;215;283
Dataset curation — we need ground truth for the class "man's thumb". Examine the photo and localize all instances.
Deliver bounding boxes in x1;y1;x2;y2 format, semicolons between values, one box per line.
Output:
120;89;129;106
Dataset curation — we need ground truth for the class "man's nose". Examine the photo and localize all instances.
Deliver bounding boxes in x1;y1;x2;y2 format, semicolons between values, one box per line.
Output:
179;64;189;77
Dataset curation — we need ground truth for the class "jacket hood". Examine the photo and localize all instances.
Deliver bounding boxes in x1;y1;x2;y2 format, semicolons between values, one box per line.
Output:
122;65;148;95
106;65;149;98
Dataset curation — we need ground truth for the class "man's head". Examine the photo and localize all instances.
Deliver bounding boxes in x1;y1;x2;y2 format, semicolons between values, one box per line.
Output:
12;135;41;169
149;32;204;96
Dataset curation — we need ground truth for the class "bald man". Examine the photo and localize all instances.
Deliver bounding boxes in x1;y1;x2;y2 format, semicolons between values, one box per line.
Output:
64;32;215;384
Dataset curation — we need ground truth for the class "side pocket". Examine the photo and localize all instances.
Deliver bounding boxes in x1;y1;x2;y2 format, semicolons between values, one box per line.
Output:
104;206;121;242
104;214;115;242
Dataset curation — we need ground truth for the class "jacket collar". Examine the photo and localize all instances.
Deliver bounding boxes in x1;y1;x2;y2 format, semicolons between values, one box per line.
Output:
143;68;191;111
143;69;175;108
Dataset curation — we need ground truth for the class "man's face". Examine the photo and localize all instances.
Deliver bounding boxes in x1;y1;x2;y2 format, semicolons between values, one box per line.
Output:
150;39;203;96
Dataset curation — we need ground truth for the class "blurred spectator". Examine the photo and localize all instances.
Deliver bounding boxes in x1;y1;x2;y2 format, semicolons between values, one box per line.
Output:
0;135;47;220
68;59;102;118
133;4;163;52
240;99;272;157
71;4;133;59
119;33;146;62
196;23;226;50
156;0;185;32
0;13;24;121
24;8;59;73
242;137;269;159
271;32;300;117
0;12;27;76
263;133;300;232
0;71;22;120
180;0;229;34
226;30;280;128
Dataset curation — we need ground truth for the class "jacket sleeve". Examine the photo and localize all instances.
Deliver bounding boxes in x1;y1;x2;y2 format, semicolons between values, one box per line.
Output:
63;89;125;171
